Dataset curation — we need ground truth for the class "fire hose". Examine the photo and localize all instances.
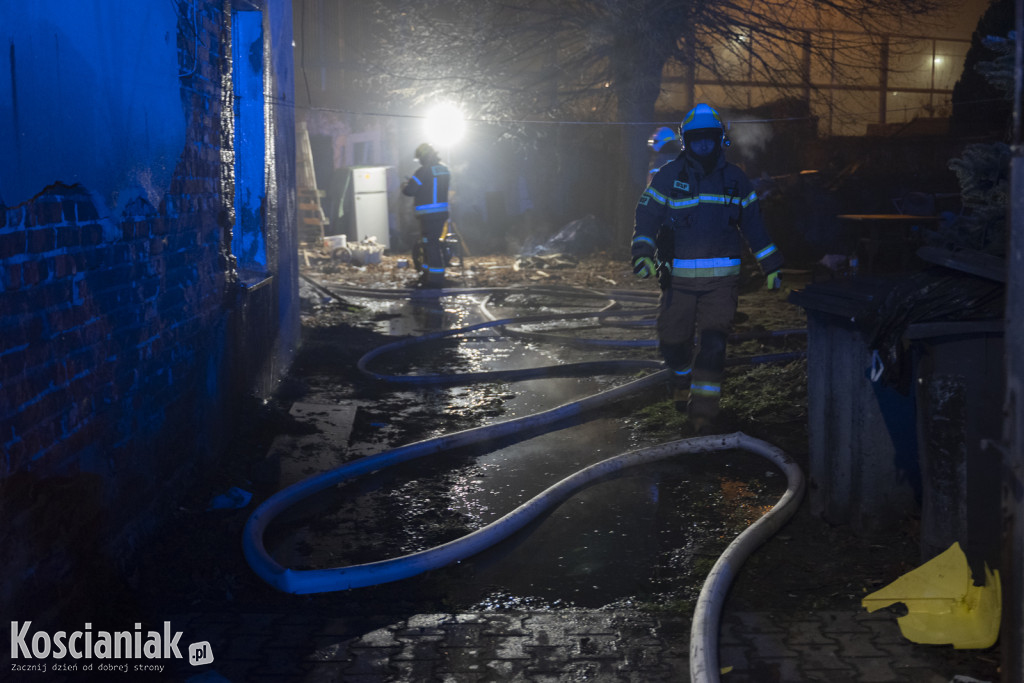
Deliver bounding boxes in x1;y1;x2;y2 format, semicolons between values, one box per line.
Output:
244;280;806;683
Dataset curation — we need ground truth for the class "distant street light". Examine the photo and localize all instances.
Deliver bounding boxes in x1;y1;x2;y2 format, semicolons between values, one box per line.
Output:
424;103;466;148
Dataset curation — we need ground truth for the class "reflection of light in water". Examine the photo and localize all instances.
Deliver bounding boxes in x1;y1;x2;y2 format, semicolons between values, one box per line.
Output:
447;385;515;413
445;462;497;525
444;295;478;328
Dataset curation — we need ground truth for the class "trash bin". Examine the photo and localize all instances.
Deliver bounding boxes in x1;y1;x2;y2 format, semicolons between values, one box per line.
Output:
789;276;920;536
907;320;1004;570
791;269;1005;563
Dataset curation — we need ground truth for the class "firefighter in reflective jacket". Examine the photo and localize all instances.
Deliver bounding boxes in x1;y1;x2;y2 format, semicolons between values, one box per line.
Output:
403;143;450;287
630;103;784;430
647;126;682;183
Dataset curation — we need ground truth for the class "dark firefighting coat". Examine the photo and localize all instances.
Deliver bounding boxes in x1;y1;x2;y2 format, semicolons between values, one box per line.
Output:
630;151;783;284
403;163;450;220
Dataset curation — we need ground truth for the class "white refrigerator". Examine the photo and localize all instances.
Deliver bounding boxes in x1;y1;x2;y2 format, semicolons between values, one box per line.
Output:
350;166;390;248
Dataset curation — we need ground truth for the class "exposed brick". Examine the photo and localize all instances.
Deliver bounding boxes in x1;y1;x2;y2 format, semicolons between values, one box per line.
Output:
5;262;21;290
77;319;108;347
91;289;124;312
113;304;144;333
0;353;28;394
3;432;36;470
110;362;137;396
139;278;160;300
26;227;55;254
80;223;104;246
4;373;51;420
64;345;97;379
28;260;47;284
46;305;84;341
20;388;72;434
0;231;24;258
61;200;77;223
53;254;77;278
21;259;48;286
107;243;134;264
16;418;63;467
0;313;30;346
73;249;103;272
34;279;75;308
0;0;294;634
170;232;201;251
56;418;105;465
165;250;194;272
86;263;134;293
55;225;81;249
159;288;187;311
76;200;99;222
6;206;25;228
35;201;63;226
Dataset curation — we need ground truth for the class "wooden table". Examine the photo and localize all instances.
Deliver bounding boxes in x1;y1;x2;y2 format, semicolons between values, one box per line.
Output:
836;213;940;274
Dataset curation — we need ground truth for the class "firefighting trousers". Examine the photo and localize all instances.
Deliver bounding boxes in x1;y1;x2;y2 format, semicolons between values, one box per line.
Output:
656;277;738;418
417;213;448;285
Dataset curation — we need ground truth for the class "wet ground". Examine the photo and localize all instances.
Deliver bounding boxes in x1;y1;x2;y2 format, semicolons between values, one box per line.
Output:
261;274;788;614
126;252;1000;681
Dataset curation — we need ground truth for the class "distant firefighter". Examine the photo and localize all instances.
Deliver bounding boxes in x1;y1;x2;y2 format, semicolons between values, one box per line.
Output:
647;126;682;183
631;104;784;433
403;143;450;287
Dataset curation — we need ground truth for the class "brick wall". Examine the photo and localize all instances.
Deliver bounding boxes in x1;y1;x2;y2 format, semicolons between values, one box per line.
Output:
0;0;298;622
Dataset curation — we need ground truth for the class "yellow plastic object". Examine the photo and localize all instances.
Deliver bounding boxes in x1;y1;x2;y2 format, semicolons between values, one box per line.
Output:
861;542;1000;649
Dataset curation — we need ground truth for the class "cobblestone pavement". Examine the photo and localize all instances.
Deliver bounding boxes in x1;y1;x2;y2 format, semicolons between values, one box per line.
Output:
163;608;1000;682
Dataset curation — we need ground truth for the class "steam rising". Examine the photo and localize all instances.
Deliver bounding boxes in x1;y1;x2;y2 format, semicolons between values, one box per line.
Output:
727;121;774;160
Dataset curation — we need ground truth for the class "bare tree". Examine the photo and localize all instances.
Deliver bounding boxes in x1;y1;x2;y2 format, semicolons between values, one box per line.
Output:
362;0;941;239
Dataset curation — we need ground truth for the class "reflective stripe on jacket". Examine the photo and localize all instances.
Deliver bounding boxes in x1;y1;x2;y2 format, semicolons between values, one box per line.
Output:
403;164;450;216
671;257;741;278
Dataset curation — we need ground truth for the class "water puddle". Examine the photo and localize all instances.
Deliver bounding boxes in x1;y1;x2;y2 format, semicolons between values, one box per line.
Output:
266;290;785;610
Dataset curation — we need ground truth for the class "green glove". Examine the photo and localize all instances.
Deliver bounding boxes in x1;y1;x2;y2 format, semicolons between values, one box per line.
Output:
632;255;657;279
766;270;782;290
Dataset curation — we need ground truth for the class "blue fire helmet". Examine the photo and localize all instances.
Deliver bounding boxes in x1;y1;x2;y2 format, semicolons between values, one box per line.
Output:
680;103;724;137
648;126;677;152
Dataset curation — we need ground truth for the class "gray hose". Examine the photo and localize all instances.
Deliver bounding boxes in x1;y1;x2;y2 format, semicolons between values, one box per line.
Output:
249;278;806;678
242;369;669;593
689;433;805;683
243;427;802;607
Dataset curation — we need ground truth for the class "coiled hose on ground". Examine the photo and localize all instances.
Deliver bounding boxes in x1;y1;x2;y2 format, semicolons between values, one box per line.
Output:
244;278;807;683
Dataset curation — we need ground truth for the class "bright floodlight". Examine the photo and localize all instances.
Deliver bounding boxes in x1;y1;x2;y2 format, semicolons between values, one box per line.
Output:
424;103;466;148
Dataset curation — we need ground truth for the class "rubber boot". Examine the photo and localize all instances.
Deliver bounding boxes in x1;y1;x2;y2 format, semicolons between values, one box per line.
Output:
689;414;713;436
420;270;445;289
667;367;692;413
687;330;726;431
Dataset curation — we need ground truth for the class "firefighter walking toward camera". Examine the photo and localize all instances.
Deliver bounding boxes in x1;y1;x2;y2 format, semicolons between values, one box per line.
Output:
403;143;450;287
630;103;784;431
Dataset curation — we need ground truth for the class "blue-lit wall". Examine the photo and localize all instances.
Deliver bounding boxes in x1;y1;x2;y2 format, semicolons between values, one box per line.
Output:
0;0;298;619
0;2;186;213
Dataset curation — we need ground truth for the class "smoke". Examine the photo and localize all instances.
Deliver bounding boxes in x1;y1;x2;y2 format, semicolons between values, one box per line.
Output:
726;121;774;161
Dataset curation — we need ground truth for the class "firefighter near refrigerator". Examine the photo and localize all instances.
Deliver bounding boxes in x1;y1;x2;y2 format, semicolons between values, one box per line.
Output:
403;143;451;287
630;103;784;432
